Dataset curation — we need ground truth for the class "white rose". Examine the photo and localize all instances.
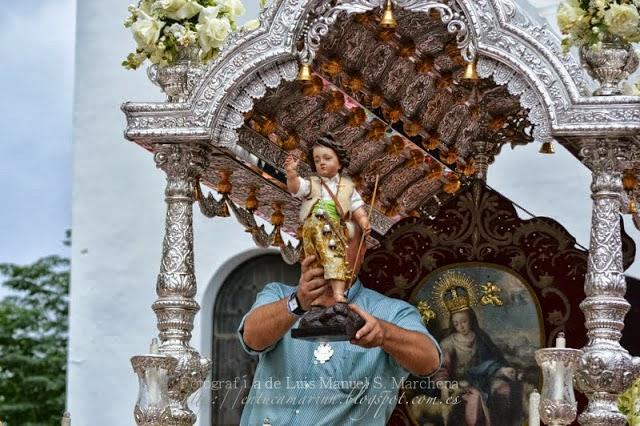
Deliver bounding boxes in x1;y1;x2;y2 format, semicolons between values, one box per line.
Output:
183;29;198;45
157;0;202;20
139;0;154;14
557;0;586;34
131;16;164;51
199;5;222;19
241;19;260;31
166;23;198;46
221;0;246;17
197;15;232;52
589;0;607;17
167;22;186;38
605;4;640;39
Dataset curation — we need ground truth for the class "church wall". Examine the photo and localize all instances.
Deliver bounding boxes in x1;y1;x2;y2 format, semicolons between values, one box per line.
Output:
70;0;261;424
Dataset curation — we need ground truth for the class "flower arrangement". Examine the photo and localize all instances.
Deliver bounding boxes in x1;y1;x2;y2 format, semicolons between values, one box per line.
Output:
619;377;640;426
122;0;258;69
557;0;640;94
557;0;640;51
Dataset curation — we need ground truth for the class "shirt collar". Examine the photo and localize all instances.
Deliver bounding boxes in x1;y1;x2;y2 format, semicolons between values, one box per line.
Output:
346;279;363;300
320;173;340;185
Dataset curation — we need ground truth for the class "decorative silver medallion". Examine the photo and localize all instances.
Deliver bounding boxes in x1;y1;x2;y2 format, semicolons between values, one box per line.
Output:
314;342;334;364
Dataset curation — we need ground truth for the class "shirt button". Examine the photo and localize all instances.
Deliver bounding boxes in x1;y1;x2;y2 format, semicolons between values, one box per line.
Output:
295;409;300;414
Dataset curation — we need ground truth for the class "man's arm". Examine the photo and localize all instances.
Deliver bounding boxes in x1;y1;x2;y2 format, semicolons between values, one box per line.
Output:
242;256;326;351
242;298;295;352
349;304;440;376
380;321;440;376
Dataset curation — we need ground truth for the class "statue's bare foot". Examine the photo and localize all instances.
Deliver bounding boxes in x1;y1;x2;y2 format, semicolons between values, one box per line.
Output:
333;292;348;303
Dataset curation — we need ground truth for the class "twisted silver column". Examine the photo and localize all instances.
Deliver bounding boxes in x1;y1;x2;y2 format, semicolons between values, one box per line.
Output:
149;143;211;425
575;139;640;426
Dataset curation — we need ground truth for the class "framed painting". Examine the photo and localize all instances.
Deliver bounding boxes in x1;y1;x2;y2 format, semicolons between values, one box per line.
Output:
404;263;543;426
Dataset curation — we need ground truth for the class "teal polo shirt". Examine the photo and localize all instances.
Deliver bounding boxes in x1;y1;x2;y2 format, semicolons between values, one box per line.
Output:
237;280;442;425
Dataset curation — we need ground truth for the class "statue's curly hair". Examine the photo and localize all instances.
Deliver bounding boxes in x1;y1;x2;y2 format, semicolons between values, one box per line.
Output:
307;133;350;172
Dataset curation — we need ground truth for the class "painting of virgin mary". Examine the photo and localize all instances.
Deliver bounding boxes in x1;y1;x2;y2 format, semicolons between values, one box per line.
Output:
406;265;542;426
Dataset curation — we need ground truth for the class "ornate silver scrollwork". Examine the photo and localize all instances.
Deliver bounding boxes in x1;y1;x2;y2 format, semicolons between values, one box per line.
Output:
197;183;302;259
535;347;583;426
281;241;302;265
225;198;272;248
198;192;230;218
477;56;553;144
131;354;177;426
299;0;474;67
575;139;640;426
147;143;212;426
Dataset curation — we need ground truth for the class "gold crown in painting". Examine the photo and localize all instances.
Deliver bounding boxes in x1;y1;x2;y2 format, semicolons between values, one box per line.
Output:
443;287;472;313
433;271;478;316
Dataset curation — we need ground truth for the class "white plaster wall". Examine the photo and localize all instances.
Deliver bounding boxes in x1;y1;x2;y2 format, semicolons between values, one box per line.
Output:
69;0;640;424
69;0;260;424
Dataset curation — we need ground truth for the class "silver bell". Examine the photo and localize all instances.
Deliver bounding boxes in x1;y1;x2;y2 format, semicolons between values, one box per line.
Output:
315;208;325;218
322;224;331;234
328;239;337;249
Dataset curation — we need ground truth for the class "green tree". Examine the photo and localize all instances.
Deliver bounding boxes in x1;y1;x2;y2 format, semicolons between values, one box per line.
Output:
0;233;69;425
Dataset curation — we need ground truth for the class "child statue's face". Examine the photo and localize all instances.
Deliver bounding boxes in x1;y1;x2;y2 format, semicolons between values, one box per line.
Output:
312;145;341;178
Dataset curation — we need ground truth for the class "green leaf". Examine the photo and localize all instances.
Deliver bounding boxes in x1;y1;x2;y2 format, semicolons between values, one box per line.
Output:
0;232;69;424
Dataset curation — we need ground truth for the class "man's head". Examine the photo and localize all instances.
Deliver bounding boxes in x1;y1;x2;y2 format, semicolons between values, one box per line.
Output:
307;133;350;178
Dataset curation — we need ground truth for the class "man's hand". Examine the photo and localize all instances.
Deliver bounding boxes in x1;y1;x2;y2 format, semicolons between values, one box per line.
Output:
349;304;386;348
296;255;326;311
349;304;441;376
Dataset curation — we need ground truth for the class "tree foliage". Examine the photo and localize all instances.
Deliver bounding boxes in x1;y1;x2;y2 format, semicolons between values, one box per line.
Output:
0;235;69;425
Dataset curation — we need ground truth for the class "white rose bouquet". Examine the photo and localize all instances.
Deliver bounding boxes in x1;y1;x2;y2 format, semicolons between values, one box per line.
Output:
557;0;640;51
123;0;253;69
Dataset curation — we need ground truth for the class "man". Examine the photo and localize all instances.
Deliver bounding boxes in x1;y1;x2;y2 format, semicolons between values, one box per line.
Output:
237;225;442;425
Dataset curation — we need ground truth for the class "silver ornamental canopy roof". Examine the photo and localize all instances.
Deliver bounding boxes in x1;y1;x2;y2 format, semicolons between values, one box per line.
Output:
122;0;640;243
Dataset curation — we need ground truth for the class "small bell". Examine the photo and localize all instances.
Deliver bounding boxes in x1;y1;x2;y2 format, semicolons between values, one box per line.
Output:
539;140;555;154
630;198;638;214
328;239;337;249
380;0;397;29
297;62;312;82
323;224;331;234
463;61;478;80
315;208;325;218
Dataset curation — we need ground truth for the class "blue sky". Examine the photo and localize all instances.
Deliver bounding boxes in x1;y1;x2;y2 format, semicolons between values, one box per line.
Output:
0;0;75;265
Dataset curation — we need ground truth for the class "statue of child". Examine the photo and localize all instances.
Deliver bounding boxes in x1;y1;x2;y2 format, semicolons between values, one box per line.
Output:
285;133;370;304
